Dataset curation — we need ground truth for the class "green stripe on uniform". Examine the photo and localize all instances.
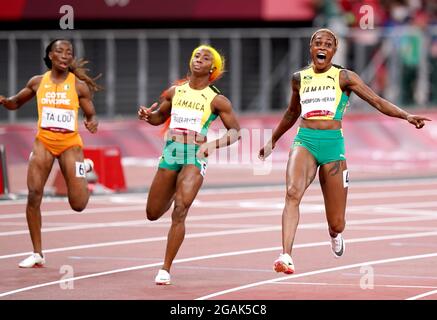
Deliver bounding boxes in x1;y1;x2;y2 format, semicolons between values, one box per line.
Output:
333;92;349;121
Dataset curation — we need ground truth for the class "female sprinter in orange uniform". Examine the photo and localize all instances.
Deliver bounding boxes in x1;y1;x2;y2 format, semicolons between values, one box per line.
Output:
138;45;240;285
259;29;431;274
0;39;100;268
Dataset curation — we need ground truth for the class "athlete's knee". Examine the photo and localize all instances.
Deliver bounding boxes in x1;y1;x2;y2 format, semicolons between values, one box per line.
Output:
146;203;165;221
146;209;160;221
69;197;88;212
329;218;345;234
27;188;44;207
70;202;87;212
285;184;304;204
171;203;189;224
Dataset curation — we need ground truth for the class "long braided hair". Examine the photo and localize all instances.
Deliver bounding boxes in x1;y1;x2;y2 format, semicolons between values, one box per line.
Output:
43;39;102;92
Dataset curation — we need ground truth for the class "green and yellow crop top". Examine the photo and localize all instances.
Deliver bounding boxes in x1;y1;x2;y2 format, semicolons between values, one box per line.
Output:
299;64;349;120
170;82;219;136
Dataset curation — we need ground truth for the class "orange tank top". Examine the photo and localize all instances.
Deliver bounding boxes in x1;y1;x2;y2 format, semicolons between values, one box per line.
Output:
36;71;80;140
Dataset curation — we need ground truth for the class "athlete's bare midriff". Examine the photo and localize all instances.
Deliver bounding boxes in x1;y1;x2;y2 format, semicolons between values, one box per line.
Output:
299;118;342;130
166;128;207;145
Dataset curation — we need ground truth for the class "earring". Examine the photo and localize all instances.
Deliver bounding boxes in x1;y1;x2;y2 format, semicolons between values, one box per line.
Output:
209;69;213;73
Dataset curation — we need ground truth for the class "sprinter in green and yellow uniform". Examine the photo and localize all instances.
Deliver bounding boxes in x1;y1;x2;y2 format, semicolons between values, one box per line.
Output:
138;45;240;285
259;28;431;274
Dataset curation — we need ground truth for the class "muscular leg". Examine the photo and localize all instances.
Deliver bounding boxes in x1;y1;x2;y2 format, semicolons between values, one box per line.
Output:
146;168;179;221
26;139;55;255
58;146;89;212
319;160;348;237
162;165;203;272
282;147;317;255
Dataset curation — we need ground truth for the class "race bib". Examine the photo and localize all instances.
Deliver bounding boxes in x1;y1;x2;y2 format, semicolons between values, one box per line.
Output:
199;159;208;177
76;161;86;178
300;89;337;118
169;109;203;133
40;106;76;133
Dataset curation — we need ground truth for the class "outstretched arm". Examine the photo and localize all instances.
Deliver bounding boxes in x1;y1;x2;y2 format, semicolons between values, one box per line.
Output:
137;86;174;126
340;69;431;129
77;81;98;134
0;76;41;110
259;72;301;160
197;94;240;158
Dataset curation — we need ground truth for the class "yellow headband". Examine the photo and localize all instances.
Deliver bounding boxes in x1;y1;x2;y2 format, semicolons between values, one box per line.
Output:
190;45;224;82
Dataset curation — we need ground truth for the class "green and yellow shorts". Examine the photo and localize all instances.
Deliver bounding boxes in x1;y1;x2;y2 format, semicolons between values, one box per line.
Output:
292;127;346;166
158;140;207;176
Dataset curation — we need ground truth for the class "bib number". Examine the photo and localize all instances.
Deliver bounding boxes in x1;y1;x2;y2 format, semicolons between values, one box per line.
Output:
41;107;76;133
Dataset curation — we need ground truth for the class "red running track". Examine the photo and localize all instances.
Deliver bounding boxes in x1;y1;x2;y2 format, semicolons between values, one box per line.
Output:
1;177;437;300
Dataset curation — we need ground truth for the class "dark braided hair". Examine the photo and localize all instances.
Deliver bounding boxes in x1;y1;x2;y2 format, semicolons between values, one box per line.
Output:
44;39;102;92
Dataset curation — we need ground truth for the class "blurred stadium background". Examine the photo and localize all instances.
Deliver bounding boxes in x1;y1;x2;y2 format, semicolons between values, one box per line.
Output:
1;0;437;196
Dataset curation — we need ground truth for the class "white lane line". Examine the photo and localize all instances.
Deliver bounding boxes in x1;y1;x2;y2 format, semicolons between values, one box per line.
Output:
3;201;437;237
4;218;437;261
346;226;437;232
194;189;437;209
342;272;437;280
0;210;281;236
195;252;437;300
406;289;437;300
2;232;437;298
3;184;437;218
0;226;281;260
274;282;437;290
0;205;146;220
3;177;436;206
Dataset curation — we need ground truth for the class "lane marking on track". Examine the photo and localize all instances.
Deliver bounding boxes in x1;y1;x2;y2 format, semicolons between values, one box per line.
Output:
406;289;437;300
274;281;437;290
2;231;437;297
195;252;437;300
3;214;437;259
3;176;437;206
342;272;437;280
2;201;437;236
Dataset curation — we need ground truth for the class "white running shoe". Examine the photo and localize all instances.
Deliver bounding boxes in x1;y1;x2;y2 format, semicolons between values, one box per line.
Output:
155;269;171;285
331;234;345;258
273;253;295;274
84;158;94;173
18;253;45;268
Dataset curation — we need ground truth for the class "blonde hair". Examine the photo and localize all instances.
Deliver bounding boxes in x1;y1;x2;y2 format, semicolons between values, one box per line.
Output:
190;45;225;82
309;28;339;48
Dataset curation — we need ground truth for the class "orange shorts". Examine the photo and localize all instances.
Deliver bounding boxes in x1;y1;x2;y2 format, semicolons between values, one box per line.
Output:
36;131;83;157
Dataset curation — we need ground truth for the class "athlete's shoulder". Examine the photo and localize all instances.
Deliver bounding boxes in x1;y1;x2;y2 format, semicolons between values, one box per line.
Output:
30;74;45;83
29;74;45;91
211;94;232;113
74;76;88;93
175;80;189;88
299;64;313;72
295;65;312;79
293;64;313;76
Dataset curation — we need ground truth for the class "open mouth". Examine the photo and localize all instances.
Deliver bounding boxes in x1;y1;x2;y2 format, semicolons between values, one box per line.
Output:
316;52;326;61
